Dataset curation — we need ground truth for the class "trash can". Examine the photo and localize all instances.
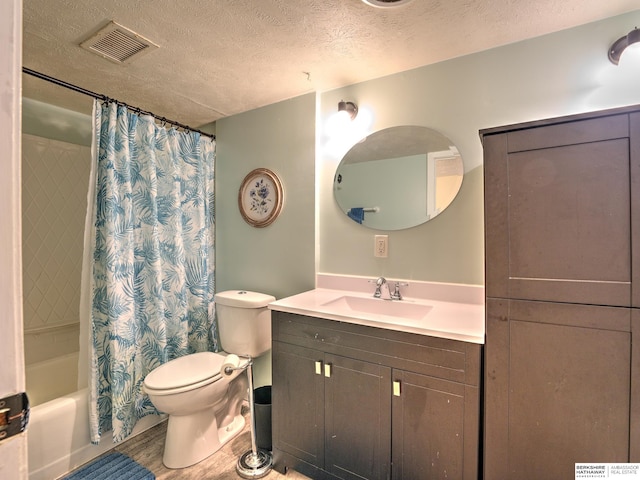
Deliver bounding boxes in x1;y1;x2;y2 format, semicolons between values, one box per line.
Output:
253;385;272;451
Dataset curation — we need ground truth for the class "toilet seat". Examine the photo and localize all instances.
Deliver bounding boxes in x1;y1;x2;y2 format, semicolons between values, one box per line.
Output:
144;352;226;396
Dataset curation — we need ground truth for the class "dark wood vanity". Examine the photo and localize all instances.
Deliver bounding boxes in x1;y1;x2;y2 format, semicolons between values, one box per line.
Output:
482;104;640;479
271;311;482;480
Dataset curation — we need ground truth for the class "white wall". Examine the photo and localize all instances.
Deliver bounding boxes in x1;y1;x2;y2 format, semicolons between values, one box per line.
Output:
318;10;640;286
0;0;27;478
22;134;90;366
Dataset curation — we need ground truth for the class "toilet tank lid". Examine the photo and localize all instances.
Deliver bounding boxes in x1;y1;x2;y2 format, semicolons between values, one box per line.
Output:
214;290;276;308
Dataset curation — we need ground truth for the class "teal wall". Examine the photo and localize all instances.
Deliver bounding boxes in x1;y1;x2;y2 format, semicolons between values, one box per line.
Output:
216;10;640;296
316;10;640;286
22;97;92;146
215;93;317;299
215;94;316;386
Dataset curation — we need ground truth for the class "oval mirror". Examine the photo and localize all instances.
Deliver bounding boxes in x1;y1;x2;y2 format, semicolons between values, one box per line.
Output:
333;126;464;230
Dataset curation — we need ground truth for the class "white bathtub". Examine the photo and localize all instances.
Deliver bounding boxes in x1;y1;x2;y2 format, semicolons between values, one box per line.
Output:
26;351;79;407
28;388;164;480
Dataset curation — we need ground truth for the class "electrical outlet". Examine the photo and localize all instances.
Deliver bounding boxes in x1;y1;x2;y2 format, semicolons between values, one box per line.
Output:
374;235;388;258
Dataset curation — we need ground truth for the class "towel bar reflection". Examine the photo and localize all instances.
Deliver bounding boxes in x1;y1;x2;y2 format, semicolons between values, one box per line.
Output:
347;207;379;213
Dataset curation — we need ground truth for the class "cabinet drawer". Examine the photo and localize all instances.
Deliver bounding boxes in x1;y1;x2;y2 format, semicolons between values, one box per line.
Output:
273;311;481;385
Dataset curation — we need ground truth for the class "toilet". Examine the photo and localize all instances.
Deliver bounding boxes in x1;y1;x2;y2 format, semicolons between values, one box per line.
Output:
143;290;275;469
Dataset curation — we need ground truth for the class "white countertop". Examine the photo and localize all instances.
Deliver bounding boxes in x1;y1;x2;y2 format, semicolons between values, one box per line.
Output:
269;287;485;344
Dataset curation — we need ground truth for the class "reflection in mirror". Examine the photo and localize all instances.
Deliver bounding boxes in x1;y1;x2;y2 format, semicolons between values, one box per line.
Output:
333;126;464;230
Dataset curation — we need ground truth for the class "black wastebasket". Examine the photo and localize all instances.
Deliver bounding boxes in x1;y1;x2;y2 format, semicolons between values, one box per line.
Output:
253;385;272;451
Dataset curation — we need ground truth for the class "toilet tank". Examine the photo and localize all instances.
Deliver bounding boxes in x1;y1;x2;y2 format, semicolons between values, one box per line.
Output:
214;290;276;357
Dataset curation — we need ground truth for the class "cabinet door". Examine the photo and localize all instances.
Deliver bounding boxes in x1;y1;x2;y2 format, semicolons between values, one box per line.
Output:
272;341;325;468
484;299;631;480
392;370;479;480
484;114;634;306
324;354;391;480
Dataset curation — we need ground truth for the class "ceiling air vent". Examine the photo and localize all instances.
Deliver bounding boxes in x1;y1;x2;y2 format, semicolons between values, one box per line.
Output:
80;21;159;64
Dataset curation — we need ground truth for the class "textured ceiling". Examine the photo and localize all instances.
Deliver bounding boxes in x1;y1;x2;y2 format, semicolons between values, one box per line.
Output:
22;0;639;128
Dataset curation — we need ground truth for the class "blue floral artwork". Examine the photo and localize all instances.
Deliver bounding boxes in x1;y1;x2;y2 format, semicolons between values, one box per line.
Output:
239;168;283;227
249;179;272;215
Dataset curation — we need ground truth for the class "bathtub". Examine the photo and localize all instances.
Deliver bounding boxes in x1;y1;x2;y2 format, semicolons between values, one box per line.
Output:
26;351;79;407
28;387;164;479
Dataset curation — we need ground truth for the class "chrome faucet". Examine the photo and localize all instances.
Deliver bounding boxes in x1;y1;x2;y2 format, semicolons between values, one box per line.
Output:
373;277;393;300
391;281;409;300
370;277;409;300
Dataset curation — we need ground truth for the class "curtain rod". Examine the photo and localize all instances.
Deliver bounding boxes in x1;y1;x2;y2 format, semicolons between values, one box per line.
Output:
22;67;215;140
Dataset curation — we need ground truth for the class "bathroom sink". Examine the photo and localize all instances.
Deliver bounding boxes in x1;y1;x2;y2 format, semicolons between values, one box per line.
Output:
269;284;485;343
321;295;433;321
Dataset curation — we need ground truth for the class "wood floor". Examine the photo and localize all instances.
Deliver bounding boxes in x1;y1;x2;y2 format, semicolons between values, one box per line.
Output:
65;409;310;480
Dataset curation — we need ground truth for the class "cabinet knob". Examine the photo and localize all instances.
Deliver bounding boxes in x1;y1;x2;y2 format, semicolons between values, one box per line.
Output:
324;363;332;378
315;361;322;375
393;380;401;397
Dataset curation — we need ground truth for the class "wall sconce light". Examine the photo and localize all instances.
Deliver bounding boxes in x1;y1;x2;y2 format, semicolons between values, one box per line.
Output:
609;27;640;65
338;100;358;120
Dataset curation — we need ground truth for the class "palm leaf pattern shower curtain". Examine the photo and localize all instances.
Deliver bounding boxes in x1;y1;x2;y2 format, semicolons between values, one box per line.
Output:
87;100;216;443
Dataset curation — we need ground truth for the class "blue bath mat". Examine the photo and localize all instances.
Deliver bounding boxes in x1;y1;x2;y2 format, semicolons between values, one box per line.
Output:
63;452;155;480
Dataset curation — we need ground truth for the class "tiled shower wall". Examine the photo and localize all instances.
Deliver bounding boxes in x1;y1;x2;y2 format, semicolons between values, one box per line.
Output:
22;134;90;365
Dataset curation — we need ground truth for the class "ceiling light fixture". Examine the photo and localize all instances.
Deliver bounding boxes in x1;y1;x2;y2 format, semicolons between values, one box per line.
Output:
338;100;358;120
361;0;414;7
608;27;640;65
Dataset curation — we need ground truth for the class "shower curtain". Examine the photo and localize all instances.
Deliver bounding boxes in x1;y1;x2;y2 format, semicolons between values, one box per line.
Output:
81;100;216;444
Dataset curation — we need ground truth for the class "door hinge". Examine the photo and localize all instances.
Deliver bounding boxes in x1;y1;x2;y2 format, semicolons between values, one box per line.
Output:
0;392;29;442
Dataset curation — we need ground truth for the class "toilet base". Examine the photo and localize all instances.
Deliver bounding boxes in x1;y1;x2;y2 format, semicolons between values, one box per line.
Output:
162;410;246;469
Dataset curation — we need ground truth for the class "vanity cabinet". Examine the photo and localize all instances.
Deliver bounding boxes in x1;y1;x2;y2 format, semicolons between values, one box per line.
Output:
271;311;482;480
273;341;391;480
482;105;640;480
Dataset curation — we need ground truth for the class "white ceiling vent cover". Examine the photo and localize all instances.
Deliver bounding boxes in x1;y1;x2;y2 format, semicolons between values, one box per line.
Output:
80;21;159;64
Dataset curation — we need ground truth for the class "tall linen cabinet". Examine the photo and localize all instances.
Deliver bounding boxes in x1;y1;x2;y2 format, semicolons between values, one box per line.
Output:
481;105;640;480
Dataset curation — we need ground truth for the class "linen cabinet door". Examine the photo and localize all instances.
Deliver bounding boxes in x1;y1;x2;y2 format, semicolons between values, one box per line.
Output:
391;370;479;480
632;111;640;307
484;299;631;480
272;341;325;471
485;114;633;307
324;354;391;480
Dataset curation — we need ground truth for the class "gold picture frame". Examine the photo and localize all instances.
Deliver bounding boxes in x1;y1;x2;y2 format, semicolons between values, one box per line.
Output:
238;168;284;227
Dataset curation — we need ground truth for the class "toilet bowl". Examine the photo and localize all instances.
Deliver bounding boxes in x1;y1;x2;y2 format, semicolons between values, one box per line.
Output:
143;352;249;468
143;290;275;469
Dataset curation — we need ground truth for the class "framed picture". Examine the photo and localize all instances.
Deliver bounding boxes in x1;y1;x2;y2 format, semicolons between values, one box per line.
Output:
238;168;284;227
